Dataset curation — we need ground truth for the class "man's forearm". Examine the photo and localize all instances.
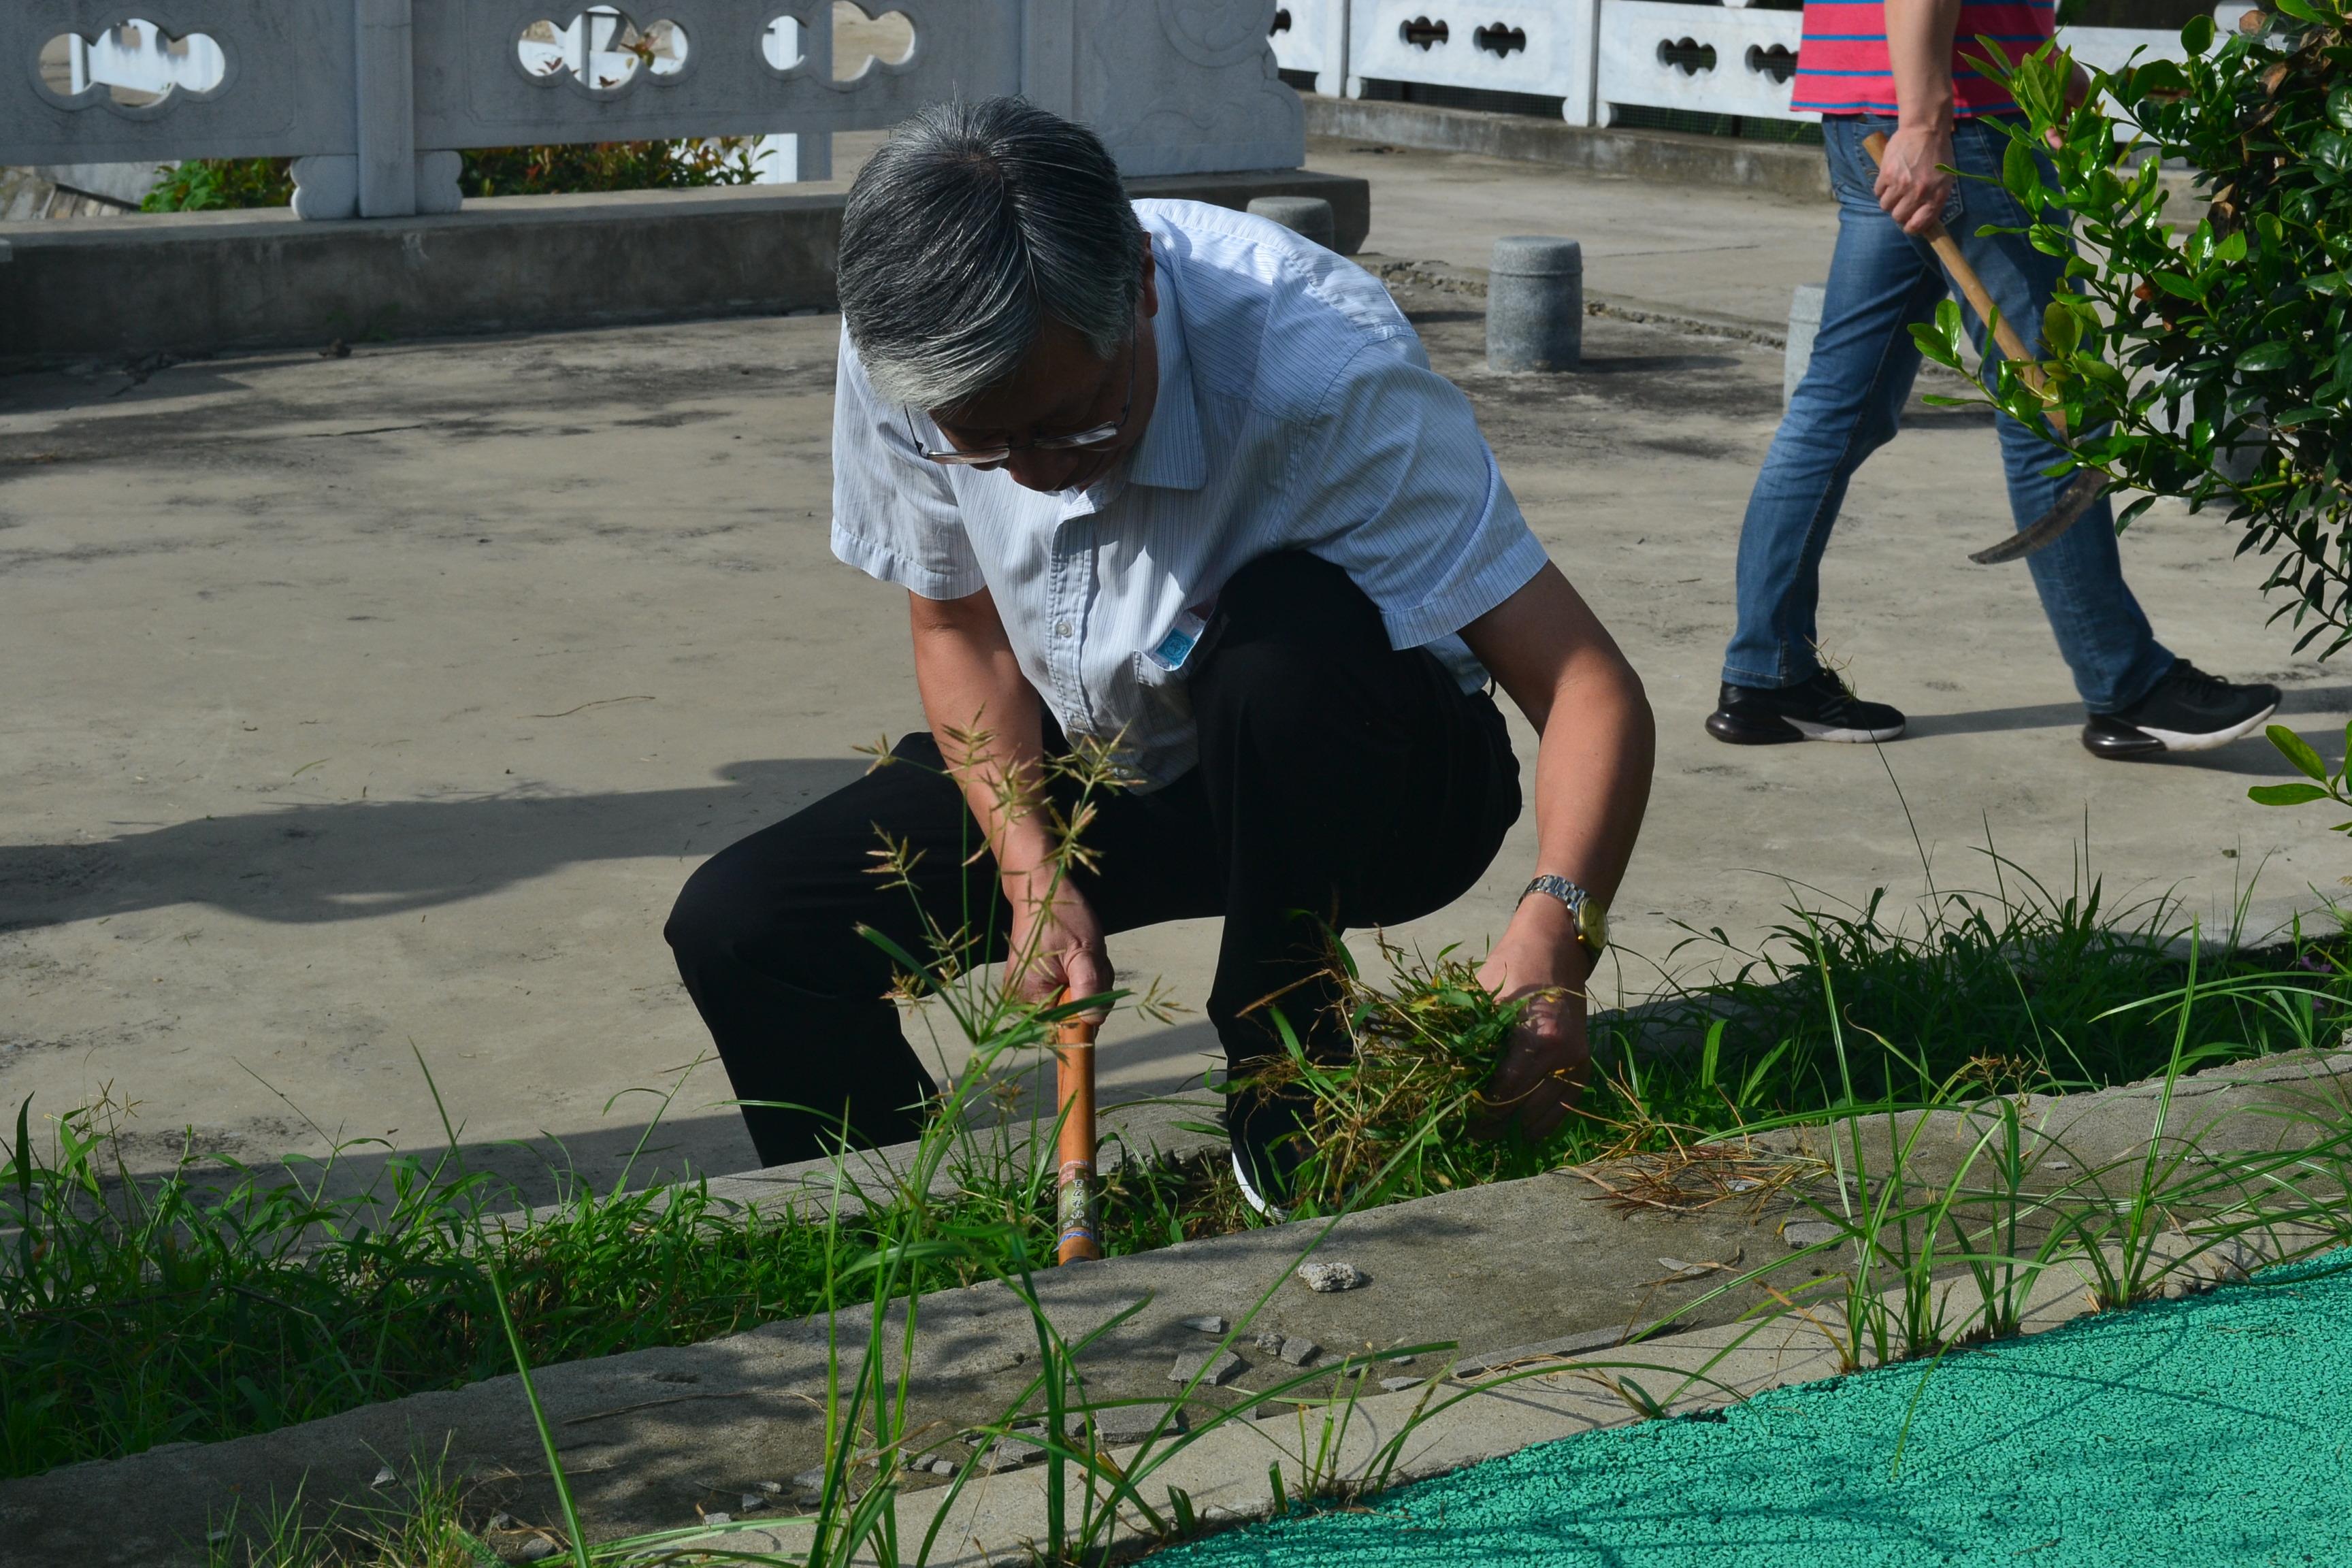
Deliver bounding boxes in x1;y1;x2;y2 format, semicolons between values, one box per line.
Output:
1886;0;1962;131
1529;661;1653;907
906;589;1058;887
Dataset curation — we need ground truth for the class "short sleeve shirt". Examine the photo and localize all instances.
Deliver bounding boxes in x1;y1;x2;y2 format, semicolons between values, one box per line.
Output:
830;198;1550;789
1791;0;2057;118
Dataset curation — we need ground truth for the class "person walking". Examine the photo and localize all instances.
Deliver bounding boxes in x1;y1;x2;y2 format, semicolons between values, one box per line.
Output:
1708;0;2278;759
664;99;1654;1210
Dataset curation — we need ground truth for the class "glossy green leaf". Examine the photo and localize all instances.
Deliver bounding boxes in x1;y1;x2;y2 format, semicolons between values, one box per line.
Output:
2236;342;2296;374
2149;271;2204;300
2313;133;2352;176
2003;137;2040;207
2330;83;2352;133
2249;783;2332;806
2179;13;2215;54
2042;301;2083;357
2267;723;2330;783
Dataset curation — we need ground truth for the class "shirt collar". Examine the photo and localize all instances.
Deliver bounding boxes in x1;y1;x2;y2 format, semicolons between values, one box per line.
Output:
1122;244;1206;493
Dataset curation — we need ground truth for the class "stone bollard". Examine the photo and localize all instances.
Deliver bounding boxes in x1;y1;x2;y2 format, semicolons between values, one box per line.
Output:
1246;195;1337;251
1784;283;1827;408
1486;236;1582;374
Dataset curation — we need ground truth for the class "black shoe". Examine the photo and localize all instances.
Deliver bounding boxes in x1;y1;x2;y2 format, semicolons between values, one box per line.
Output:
1706;670;1907;745
1226;1084;1309;1222
2082;662;2279;760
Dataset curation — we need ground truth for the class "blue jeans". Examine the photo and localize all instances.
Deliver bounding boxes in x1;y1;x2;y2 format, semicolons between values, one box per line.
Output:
1721;114;2175;715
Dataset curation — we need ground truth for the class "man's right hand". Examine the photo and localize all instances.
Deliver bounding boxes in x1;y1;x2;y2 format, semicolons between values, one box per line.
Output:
1875;122;1957;236
1003;869;1114;1015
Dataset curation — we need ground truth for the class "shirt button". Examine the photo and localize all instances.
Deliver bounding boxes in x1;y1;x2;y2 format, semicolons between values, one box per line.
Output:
1055;619;1074;637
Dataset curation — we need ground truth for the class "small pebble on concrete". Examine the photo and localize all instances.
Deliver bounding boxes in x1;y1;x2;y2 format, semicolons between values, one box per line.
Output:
1782;1220;1842;1248
754;1480;782;1494
371;1466;397;1488
1180;1313;1227;1333
1279;1335;1320;1367
739;1492;770;1512
930;1458;957;1476
487;1514;514;1531
701;1512;733;1527
1171;1348;1244;1386
1298;1260;1369;1292
514;1541;557;1564
1379;1376;1422;1392
792;1467;827;1494
1254;1329;1287;1353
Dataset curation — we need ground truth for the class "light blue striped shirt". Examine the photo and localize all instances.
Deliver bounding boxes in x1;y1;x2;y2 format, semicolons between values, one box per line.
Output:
830;198;1548;789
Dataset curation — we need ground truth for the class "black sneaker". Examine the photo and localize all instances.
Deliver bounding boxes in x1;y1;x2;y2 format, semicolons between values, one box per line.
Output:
1706;670;1907;745
2082;662;2279;760
1226;1083;1309;1222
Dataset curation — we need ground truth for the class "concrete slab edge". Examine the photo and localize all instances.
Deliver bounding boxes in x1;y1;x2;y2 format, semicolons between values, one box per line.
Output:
1306;95;1835;204
683;1225;2321;1566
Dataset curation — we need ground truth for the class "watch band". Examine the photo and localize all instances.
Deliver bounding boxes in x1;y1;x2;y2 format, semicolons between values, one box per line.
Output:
1520;874;1610;957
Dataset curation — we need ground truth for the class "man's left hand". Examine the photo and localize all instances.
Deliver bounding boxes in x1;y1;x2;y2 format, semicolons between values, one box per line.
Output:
1472;898;1593;1142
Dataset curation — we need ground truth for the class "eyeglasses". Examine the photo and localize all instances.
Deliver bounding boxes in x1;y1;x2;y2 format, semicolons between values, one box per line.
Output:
906;347;1137;467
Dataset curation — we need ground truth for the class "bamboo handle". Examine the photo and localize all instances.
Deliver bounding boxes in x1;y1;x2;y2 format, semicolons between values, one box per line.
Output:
1053;1012;1101;1264
1860;131;2053;411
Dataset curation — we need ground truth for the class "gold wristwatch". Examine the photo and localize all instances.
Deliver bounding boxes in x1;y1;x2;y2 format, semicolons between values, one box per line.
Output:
1520;875;1609;958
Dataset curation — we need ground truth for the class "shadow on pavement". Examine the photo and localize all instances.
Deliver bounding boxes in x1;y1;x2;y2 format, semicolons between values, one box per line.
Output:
0;757;868;931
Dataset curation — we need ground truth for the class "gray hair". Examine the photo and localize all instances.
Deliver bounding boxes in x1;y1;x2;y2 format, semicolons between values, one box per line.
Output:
838;97;1146;410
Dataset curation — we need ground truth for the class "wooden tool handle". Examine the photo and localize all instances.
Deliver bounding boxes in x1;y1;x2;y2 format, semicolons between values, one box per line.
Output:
1860;131;2048;399
1053;1013;1102;1264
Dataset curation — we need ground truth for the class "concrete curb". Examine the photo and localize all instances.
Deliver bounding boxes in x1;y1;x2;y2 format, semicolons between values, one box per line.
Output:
5;1047;2345;1565
0;169;1370;372
1306;96;1834;204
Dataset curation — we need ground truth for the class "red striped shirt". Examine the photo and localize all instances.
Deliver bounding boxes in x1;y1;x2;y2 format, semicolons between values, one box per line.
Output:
1791;0;2057;116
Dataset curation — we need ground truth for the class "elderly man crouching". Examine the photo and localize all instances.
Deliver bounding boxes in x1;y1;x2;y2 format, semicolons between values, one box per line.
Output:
665;97;1654;1211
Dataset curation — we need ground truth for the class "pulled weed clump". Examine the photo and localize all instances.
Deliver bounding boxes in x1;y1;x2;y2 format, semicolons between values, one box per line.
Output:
1238;943;1542;1215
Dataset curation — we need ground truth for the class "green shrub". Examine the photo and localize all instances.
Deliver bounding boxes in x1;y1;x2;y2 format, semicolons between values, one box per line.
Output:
1925;3;2352;650
140;139;762;214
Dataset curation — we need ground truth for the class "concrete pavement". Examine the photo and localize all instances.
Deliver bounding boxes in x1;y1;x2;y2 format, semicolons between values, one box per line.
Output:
2;141;2347;1193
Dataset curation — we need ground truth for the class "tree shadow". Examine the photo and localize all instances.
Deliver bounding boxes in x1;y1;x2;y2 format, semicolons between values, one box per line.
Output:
0;757;868;932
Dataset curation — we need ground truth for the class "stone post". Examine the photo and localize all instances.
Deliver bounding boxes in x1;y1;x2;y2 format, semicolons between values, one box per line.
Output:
1486;235;1582;374
1247;195;1336;250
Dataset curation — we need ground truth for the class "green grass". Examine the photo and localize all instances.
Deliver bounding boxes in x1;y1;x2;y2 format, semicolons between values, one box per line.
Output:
5;859;2349;1486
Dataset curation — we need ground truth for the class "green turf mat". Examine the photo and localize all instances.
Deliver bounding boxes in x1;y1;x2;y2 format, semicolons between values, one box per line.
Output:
1160;1252;2352;1566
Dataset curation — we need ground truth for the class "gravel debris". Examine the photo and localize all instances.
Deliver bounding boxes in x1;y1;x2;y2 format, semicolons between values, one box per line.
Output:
701;1512;733;1527
1297;1260;1369;1292
371;1466;397;1488
513;1541;557;1564
738;1492;770;1512
1379;1375;1423;1392
929;1458;958;1476
1254;1329;1287;1353
1179;1313;1228;1334
1278;1335;1320;1367
1171;1348;1245;1386
1781;1220;1842;1248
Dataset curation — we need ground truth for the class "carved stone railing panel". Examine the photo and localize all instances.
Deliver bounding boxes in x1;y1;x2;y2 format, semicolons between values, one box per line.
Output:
1;0;1302;216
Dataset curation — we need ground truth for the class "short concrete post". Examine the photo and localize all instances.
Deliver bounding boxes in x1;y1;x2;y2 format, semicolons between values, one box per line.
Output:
1784;284;1825;408
1486;235;1582;373
1246;195;1337;250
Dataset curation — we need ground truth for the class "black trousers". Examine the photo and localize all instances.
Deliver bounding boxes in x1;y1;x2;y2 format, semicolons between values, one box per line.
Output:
665;552;1522;1167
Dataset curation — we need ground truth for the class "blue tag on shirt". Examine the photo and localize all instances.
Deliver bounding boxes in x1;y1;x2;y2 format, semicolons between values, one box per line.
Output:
1145;604;1213;674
